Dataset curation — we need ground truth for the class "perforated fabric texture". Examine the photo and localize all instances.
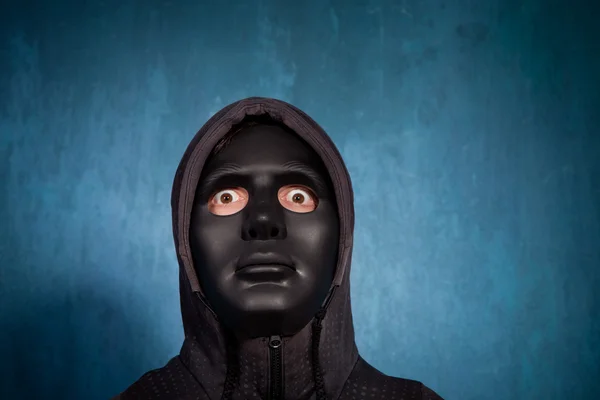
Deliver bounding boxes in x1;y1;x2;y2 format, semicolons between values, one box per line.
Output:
338;358;443;400
113;98;444;400
115;356;443;400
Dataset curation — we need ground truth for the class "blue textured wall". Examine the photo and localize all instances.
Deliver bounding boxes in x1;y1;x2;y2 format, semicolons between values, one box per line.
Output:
1;1;598;399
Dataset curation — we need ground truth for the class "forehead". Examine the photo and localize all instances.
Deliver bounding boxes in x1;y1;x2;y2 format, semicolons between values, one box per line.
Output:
211;124;321;167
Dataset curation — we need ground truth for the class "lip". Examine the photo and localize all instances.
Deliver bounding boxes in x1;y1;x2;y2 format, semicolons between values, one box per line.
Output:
235;264;296;282
236;252;295;271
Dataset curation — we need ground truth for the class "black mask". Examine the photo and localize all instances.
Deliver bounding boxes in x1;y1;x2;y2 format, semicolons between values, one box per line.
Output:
189;123;340;338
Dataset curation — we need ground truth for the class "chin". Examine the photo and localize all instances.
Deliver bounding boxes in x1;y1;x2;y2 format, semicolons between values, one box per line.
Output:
229;292;316;337
238;286;295;313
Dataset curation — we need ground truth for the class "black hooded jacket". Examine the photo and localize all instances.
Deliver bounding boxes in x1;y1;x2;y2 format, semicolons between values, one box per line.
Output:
114;97;444;400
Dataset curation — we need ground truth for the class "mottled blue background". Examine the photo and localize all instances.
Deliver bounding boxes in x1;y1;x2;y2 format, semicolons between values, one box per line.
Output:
1;1;599;399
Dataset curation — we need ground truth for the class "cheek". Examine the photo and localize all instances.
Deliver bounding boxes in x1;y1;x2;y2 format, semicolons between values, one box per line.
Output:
190;212;243;267
292;223;336;251
288;206;339;267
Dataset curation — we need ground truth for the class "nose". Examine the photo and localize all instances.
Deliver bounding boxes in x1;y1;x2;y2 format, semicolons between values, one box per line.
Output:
241;202;287;241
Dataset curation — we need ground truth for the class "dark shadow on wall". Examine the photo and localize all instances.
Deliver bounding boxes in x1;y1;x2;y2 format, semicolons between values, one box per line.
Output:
0;282;166;400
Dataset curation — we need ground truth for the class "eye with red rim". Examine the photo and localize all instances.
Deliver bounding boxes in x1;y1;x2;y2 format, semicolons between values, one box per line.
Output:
208;187;249;216
207;185;318;216
277;185;318;213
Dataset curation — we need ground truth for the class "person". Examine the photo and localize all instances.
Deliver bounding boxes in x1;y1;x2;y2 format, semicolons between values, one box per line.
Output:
114;97;444;399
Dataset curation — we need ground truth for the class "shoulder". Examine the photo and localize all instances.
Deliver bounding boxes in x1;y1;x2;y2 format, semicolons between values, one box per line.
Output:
112;356;208;400
339;356;444;400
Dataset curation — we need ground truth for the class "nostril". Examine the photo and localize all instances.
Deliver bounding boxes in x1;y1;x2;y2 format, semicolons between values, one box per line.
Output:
270;227;279;237
249;228;257;239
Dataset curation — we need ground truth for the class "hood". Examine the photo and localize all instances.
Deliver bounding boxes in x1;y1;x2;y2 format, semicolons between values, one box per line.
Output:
171;97;358;400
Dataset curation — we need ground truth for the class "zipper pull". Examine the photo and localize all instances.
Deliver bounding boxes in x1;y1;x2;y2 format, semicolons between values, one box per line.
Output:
269;335;282;349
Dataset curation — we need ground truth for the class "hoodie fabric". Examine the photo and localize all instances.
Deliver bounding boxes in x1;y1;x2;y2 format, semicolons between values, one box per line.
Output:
114;97;444;400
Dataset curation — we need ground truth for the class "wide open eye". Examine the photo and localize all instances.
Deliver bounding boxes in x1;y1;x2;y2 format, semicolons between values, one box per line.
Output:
278;185;318;213
208;187;249;216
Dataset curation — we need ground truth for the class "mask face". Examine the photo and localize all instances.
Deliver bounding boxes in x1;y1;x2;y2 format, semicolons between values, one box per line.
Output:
189;124;339;338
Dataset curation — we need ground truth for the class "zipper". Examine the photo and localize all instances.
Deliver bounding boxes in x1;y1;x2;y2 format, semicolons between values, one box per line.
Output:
268;335;283;400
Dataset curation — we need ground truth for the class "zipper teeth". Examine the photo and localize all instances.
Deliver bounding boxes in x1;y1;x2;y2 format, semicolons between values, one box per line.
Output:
270;346;282;398
269;336;283;400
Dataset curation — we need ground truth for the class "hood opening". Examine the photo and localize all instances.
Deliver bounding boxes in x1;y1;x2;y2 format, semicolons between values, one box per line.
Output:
172;98;354;300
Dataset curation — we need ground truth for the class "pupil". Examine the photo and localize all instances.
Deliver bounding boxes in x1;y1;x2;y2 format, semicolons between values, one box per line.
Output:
293;193;304;203
221;193;231;203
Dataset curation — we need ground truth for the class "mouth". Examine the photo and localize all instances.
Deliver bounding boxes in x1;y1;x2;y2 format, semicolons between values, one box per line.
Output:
236;264;295;282
236;252;295;271
236;252;295;281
